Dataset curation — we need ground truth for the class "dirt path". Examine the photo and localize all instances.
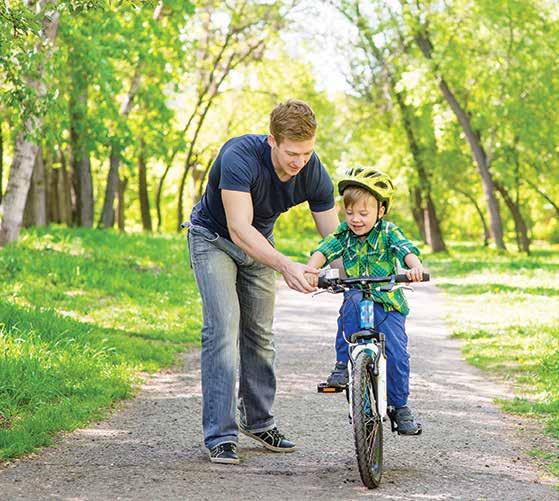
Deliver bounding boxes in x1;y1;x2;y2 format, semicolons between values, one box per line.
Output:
1;283;557;500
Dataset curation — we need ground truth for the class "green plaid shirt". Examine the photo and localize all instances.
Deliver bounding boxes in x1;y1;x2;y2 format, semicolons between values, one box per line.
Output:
313;219;421;315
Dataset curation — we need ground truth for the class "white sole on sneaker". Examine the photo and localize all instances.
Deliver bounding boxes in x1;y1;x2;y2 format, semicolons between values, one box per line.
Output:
209;455;240;465
239;428;297;453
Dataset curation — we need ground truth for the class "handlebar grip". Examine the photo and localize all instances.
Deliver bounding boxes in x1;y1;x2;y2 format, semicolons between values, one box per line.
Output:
394;272;430;283
317;276;330;289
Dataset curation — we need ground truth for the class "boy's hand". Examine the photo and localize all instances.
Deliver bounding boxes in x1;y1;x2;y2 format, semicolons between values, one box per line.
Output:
405;263;424;282
304;271;318;288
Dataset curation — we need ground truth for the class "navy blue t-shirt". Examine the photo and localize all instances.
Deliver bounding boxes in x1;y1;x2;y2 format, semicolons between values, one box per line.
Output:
190;134;334;240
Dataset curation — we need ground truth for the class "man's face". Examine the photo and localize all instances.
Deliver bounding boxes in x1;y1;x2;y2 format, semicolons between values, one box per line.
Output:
268;135;315;180
344;195;385;237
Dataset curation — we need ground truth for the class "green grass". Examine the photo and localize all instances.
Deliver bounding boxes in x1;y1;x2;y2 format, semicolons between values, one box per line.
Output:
0;226;201;460
426;242;559;479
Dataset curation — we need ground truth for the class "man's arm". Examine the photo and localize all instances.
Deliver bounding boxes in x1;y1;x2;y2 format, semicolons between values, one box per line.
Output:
311;207;346;276
222;189;318;293
311;207;339;237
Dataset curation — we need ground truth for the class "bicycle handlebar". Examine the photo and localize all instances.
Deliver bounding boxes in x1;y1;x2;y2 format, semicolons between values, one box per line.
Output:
318;272;430;290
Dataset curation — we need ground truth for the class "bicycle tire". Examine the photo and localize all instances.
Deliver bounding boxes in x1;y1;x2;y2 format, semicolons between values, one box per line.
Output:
352;351;383;488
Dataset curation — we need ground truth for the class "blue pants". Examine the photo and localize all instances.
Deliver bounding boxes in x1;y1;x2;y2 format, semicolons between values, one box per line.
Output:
336;289;410;408
188;223;277;449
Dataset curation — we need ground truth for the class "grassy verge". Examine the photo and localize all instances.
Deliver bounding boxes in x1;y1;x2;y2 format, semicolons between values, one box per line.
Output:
0;227;200;460
425;242;559;478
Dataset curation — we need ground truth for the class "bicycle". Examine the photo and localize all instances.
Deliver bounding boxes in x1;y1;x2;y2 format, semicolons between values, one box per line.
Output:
315;269;430;489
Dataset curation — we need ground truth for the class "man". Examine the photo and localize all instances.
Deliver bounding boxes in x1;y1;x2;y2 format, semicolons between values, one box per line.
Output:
187;99;339;464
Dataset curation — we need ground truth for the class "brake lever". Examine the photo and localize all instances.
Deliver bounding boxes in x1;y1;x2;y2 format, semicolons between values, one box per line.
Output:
376;284;414;293
312;284;345;297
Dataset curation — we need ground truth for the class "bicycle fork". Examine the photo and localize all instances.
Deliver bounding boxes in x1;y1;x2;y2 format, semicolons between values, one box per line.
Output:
347;337;388;423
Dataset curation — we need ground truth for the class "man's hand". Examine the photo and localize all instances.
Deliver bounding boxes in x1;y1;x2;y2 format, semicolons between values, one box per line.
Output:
304;271;319;288
405;263;424;282
281;260;319;293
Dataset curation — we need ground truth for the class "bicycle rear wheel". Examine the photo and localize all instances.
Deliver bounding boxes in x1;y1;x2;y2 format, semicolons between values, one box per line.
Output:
352;351;383;488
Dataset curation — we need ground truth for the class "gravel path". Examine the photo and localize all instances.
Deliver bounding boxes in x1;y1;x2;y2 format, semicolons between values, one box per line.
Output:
1;283;557;500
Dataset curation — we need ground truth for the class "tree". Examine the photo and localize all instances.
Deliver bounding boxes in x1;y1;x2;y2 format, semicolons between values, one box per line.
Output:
403;2;506;250
330;0;447;251
0;1;60;246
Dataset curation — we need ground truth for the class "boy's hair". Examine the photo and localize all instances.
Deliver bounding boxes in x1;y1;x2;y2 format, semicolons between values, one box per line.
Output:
343;185;380;208
270;99;317;144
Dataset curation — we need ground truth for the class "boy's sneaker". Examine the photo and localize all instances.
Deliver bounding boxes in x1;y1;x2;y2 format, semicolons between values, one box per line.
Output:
240;426;296;452
209;442;240;464
387;406;422;435
326;361;349;388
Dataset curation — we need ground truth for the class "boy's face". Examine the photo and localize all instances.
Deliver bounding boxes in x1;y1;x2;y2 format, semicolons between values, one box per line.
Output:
344;195;385;237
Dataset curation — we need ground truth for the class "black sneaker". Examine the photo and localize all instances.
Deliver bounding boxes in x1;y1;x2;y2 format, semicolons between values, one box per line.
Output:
326;361;349;388
240;426;296;452
209;442;240;464
387;406;422;435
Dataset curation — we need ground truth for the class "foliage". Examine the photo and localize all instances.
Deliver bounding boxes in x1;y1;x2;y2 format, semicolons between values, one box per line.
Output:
1;0;558;246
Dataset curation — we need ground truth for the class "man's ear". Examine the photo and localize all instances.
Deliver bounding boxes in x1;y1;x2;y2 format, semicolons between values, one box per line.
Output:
267;134;277;148
379;204;386;218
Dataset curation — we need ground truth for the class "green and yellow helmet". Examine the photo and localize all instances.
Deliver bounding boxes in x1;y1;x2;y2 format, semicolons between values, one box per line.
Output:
338;167;395;214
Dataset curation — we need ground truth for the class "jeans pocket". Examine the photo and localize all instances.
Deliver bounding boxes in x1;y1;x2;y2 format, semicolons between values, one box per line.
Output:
187;223;220;242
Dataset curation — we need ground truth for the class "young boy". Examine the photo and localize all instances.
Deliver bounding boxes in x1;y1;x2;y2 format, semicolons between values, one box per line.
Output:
305;167;424;435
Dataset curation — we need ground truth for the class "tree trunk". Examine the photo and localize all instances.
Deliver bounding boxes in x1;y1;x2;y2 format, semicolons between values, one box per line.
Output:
23;147;47;227
0;3;60;246
494;180;530;254
49;166;61;223
392;89;446;252
424;194;446;253
69;59;94;227
98;145;121;228
414;31;506;250
0;121;3;205
138;144;152;231
194;155;215;203
410;187;427;243
117;176;128;232
454;188;490;246
60;149;73;225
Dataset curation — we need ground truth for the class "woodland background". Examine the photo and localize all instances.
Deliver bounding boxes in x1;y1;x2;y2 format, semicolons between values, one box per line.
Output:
1;0;558;253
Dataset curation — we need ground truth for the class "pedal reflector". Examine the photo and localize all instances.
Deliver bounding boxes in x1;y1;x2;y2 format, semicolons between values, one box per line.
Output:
317;382;345;393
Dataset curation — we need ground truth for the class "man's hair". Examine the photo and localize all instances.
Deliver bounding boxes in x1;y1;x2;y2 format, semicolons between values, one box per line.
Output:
343;186;380;208
269;99;317;144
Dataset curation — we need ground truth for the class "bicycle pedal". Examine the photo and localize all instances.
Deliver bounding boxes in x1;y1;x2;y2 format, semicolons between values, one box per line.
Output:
317;382;346;393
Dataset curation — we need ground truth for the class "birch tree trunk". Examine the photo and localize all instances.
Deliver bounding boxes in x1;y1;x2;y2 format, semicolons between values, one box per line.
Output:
0;2;59;246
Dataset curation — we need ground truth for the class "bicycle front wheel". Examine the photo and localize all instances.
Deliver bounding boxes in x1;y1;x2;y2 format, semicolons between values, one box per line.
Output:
352;351;383;488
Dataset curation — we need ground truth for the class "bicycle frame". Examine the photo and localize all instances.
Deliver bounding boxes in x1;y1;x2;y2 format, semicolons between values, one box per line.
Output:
346;296;388;421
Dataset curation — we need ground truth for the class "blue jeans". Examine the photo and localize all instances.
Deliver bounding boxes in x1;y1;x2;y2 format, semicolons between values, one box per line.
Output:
187;223;277;449
336;290;410;408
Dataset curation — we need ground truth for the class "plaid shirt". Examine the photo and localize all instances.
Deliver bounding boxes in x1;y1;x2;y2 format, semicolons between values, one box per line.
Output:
313;219;421;315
